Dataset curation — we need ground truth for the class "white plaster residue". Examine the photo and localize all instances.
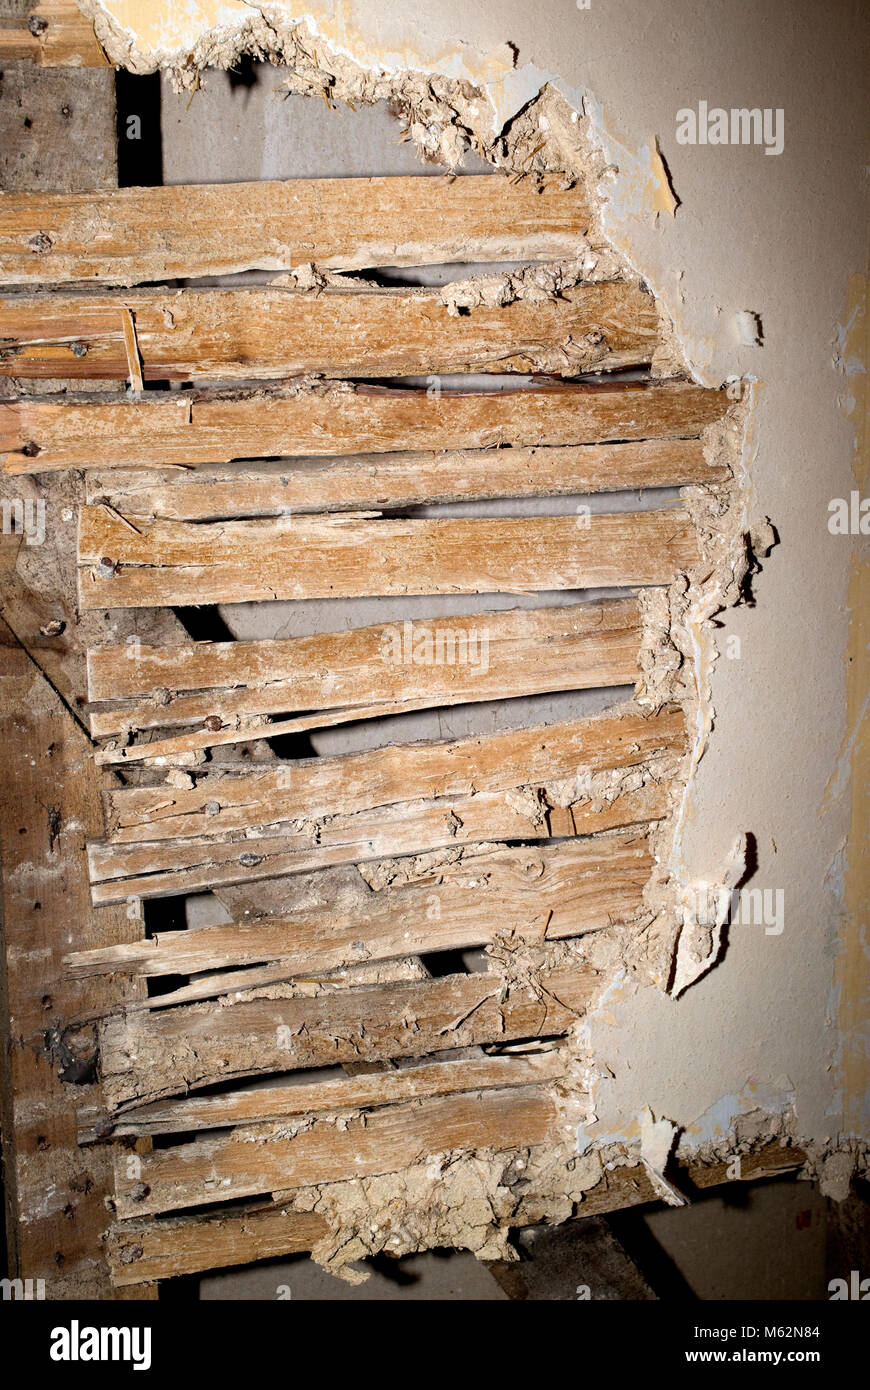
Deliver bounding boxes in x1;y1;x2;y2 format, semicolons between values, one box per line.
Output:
638;1105;685;1206
670;832;747;998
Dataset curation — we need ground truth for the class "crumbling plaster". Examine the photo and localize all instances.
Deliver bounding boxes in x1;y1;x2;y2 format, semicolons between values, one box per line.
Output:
79;0;868;1191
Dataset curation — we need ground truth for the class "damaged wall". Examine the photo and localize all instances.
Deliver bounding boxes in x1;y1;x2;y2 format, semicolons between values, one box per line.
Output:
49;0;869;1261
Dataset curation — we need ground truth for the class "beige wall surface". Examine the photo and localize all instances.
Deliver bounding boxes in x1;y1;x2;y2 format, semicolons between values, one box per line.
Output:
90;0;868;1170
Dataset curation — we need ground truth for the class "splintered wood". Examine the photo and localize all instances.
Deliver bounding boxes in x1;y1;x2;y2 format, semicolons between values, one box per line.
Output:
108;1088;567;1218
98;970;599;1111
73;833;652;978
87;705;684;902
0;161;736;1284
0;283;662;379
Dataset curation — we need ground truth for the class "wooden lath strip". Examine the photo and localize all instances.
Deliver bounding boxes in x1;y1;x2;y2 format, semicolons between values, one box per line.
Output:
78;508;698;608
89;598;641;708
85;439;725;521
0;174;593;287
68;834;652;981
0;282;660;380
105;1142;808;1285
1;379;729;472
106;1204;328;1286
100;707;685;847
110;1086;562;1219
97;964;597;1109
79;1050;569;1142
94;696;444;766
88;782;671;904
87;598;643;741
103;958;426;1017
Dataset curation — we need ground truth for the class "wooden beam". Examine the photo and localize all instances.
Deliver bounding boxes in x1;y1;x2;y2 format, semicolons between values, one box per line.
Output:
0;174;594;287
110;1085;561;1218
0;283;661;380
68;834;652;981
85;439;726;520
0;619;150;1298
77;508;698;608
80;1050;569;1141
1;380;729;473
87;599;643;745
98;966;596;1110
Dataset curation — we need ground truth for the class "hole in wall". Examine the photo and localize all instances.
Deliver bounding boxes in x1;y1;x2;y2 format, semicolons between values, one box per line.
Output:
264;727;317;761
142;896;190;998
115;70;162;187
421;948;477;977
173;606;236;644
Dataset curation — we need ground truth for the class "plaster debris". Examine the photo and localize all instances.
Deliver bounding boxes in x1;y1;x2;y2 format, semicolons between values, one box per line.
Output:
357;843;496;892
817;1148;856;1202
283;1143;603;1281
438;250;625;315
669;832;747;998
638;1105;685;1206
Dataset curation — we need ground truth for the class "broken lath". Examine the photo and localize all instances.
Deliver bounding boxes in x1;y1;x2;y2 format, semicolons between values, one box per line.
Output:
0;43;773;1284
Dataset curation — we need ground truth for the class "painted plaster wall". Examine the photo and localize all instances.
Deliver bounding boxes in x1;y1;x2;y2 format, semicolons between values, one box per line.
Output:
91;0;867;1165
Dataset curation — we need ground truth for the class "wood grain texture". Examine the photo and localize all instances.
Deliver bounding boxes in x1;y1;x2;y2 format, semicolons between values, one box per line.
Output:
87;599;643;743
98;966;597;1110
1;380;729;473
86;705;682;903
0;3;107;67
88;782;672;904
0;620;152;1299
77;508;698;608
80;1051;569;1141
110;1086;561;1218
85;439;725;520
0;282;661;379
105;1202;329;1286
100;707;685;848
68;834;652;981
0;175;593;286
105;1142;807;1285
